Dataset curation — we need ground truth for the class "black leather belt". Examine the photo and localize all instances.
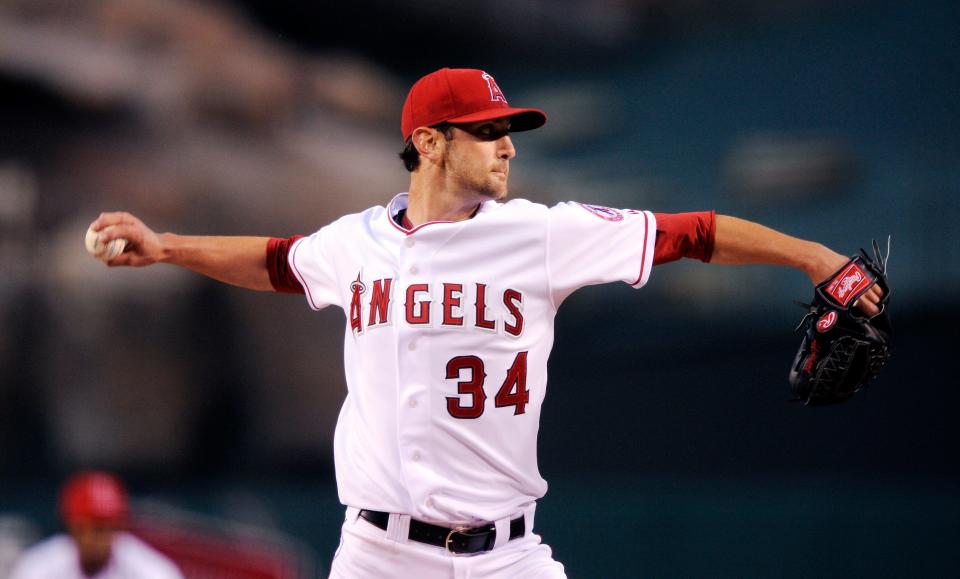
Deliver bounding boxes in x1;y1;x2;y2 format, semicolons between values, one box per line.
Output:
358;509;525;555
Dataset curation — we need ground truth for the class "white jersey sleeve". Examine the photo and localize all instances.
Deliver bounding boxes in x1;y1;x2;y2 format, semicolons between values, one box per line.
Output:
289;225;342;311
546;202;657;304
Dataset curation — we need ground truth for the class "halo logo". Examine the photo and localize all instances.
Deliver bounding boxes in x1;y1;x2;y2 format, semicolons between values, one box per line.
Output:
349;271;366;334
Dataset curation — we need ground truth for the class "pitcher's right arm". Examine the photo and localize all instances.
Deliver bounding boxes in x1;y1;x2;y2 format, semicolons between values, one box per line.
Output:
91;212;274;291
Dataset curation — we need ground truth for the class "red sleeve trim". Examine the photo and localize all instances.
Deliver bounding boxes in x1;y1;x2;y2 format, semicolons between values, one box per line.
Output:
267;235;306;294
652;211;716;265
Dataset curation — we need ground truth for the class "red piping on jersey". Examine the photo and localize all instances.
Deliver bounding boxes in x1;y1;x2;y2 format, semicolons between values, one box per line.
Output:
631;211;651;286
288;238;319;309
386;200;482;236
388;214;454;236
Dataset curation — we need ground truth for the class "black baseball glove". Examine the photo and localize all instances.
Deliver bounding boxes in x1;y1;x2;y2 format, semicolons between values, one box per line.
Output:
789;239;892;406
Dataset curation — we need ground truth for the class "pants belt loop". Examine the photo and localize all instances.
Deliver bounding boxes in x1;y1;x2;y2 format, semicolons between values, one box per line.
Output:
492;515;512;549
524;502;536;536
386;512;410;543
397;514;412;543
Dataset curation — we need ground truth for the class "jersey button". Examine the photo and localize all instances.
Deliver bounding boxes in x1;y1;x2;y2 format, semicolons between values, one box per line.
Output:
405;238;415;248
408;342;417;351
412;451;421;461
409;265;419;275
408;398;418;408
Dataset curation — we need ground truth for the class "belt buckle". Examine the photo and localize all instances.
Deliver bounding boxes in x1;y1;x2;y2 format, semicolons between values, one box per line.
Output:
444;526;469;556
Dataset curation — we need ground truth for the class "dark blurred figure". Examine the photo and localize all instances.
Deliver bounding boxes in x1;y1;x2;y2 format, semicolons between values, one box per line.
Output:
7;471;184;579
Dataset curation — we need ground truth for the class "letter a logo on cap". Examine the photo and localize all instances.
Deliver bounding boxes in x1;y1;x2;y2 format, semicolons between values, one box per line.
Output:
400;68;546;141
481;72;507;104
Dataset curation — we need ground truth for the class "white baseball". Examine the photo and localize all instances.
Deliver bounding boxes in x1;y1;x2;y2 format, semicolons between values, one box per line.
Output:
85;225;127;261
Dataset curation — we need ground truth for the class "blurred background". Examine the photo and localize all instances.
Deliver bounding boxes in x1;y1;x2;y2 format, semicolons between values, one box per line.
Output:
1;0;957;577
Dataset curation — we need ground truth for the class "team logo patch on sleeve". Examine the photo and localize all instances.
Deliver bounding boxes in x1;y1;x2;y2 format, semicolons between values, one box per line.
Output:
577;203;624;222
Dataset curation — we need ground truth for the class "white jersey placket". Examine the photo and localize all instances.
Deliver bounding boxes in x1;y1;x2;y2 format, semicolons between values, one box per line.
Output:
393;219;463;516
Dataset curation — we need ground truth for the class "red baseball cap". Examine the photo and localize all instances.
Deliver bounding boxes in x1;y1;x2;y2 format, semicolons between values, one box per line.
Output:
401;68;547;142
59;471;129;526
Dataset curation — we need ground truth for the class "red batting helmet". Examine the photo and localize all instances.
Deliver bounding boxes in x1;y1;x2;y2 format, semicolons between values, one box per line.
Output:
401;68;547;142
59;471;129;526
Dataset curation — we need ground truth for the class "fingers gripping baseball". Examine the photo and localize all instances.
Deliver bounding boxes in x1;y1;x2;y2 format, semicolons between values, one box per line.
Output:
88;212;162;266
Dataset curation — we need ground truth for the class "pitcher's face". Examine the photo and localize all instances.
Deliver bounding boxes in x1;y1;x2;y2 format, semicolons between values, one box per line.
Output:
443;118;516;199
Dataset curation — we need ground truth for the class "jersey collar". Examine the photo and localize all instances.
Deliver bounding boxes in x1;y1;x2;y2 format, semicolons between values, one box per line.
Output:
386;192;492;236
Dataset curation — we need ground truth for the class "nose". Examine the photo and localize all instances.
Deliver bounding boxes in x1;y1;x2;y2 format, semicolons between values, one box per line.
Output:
498;135;516;160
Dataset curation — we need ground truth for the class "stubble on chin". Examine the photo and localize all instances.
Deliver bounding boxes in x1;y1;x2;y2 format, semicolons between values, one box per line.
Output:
450;168;507;200
482;170;510;199
477;184;508;202
482;180;508;199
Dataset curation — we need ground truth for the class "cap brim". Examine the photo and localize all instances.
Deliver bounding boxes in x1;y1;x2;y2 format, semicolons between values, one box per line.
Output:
446;107;547;133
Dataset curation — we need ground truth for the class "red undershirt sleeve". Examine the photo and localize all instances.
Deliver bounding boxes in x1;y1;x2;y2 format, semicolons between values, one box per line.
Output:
267;235;306;294
652;211;716;265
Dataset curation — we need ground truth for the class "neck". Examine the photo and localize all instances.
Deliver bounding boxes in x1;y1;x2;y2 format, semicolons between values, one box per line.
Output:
406;175;486;227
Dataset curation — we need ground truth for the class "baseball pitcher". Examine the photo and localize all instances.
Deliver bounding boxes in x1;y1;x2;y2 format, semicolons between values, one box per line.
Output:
88;68;889;578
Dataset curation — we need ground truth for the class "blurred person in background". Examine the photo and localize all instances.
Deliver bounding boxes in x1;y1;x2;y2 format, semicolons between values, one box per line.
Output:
8;471;184;579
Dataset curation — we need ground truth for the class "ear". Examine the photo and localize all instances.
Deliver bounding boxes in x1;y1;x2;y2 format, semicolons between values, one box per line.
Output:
412;127;446;164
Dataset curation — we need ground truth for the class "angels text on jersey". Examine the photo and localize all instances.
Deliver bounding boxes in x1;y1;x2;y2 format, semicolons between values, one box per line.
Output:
348;272;525;339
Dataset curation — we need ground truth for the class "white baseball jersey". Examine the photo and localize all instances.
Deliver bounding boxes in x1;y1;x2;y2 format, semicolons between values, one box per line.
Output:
8;533;184;579
291;193;656;525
